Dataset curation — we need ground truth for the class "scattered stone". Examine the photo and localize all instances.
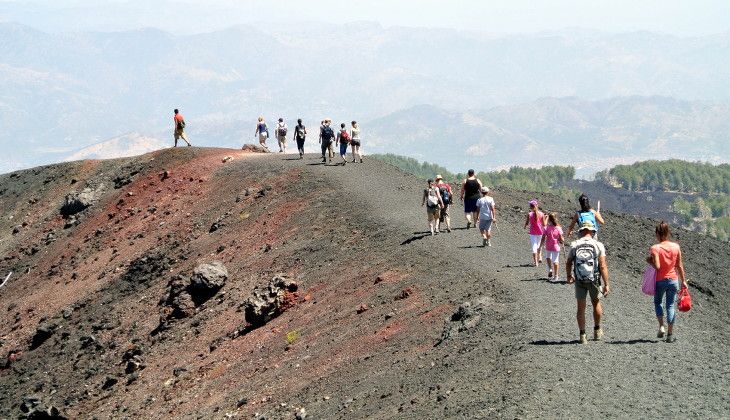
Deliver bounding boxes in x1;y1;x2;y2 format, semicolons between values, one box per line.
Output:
19;395;67;419
222;156;233;163
189;262;228;302
356;304;369;314
157;262;228;328
385;312;395;320
79;335;101;351
436;298;490;346
241;144;269;153
295;408;307;419
101;376;118;390
395;287;413;301
60;185;105;216
242;275;299;328
30;322;57;350
236;397;248;408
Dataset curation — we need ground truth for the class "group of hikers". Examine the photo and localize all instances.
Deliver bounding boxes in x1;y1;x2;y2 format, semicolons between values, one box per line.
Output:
423;172;690;344
171;110;365;165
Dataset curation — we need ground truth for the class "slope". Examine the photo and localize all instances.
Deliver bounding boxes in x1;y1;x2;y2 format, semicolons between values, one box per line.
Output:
0;148;727;418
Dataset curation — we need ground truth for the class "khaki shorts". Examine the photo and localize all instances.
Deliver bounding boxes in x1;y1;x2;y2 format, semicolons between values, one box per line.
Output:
575;281;601;301
174;128;187;140
427;206;440;221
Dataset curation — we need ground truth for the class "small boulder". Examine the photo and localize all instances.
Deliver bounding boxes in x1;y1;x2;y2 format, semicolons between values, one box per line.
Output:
242;275;298;328
60;185;105;216
19;395;67;419
189;262;227;301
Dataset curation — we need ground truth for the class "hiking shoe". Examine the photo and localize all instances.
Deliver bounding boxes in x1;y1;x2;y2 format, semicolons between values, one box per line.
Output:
487;240;492;247
360;159;363;163
548;270;553;280
579;333;588;344
657;326;666;338
594;328;604;341
322;158;327;163
466;222;471;229
482;238;487;247
665;334;676;343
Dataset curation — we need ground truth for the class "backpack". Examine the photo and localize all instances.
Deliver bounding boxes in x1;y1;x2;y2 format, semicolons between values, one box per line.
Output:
321;126;334;141
177;119;185;130
427;187;440;208
573;241;600;284
577;211;598;231
278;124;288;137
295;126;306;139
439;185;451;205
340;130;351;142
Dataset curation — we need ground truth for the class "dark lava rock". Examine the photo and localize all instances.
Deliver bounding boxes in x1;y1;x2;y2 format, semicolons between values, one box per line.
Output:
242;275;299;328
30;323;57;350
60;186;104;216
121;253;172;286
436;298;489;346
101;376;118;390
189;262;228;304
19;394;67;419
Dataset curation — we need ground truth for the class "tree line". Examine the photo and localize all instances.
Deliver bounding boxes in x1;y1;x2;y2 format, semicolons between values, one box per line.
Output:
596;160;730;194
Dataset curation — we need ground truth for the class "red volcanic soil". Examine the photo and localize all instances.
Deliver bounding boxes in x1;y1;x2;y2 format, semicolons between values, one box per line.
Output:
0;148;728;419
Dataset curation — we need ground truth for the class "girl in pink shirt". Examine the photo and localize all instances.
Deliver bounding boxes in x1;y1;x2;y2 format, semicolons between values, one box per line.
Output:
523;200;546;267
540;213;565;282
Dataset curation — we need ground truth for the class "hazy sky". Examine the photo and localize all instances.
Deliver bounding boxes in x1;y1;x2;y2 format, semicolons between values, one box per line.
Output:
1;0;729;36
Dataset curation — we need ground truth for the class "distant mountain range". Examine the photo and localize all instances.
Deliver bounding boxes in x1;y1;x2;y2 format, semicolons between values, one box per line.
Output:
366;96;730;174
2;22;729;172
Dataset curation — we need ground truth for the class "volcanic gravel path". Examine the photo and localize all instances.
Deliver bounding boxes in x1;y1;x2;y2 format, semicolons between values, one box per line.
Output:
0;148;727;419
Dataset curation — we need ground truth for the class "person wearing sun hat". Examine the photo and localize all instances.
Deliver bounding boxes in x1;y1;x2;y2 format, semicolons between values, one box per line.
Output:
566;219;611;344
475;186;496;246
434;174;453;233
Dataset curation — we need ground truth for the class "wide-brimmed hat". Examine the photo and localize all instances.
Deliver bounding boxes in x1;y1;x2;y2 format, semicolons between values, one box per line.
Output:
528;199;538;207
435;174;443;180
481;187;489;193
579;220;597;232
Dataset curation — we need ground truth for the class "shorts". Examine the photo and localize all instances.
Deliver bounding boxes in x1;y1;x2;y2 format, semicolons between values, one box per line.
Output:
479;218;493;232
575;281;602;301
259;133;268;142
351;140;361;147
545;250;560;262
440;205;450;222
174;128;187;140
530;234;543;253
277;135;286;144
427;206;440;221
464;198;478;213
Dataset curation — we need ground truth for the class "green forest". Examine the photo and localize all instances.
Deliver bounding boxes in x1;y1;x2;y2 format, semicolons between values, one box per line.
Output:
595;160;730;194
370;154;575;197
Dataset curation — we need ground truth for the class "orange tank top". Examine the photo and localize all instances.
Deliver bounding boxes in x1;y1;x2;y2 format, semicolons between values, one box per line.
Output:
650;241;680;281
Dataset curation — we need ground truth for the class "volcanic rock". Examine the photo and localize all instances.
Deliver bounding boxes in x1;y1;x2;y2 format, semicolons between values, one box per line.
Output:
19;395;67;419
241;144;269;153
60;185;105;216
242;275;299;328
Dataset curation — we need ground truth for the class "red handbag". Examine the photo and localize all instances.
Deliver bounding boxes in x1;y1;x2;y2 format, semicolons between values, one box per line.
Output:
678;287;692;312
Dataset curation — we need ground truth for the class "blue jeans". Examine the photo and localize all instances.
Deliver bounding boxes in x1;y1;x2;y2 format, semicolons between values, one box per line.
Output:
339;142;349;156
654;279;679;324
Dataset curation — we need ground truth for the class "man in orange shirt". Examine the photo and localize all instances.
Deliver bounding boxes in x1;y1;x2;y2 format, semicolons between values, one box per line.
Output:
173;109;191;147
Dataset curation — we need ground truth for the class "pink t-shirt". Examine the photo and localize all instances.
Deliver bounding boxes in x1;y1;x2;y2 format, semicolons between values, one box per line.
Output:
651;241;680;281
528;211;545;235
543;225;564;252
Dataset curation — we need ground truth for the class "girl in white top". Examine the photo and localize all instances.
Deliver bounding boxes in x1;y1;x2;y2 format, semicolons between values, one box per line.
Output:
350;121;363;163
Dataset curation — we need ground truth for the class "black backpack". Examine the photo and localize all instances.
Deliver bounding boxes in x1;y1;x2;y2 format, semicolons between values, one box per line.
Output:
177;120;186;130
439;186;451;205
321;126;334;141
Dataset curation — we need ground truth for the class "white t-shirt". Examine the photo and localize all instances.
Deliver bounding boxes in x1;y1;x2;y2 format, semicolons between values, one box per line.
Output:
476;196;495;220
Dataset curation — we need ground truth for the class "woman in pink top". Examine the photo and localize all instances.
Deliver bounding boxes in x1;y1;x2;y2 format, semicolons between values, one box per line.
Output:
523;200;547;267
646;221;688;343
540;213;564;282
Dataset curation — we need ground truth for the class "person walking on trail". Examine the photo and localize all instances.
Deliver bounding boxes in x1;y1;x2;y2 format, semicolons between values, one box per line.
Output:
422;178;444;236
173;109;191;147
646;221;688;343
319;119;335;159
319;119;335;163
350;121;363;163
475;187;496;246
540;213;565;282
567;193;605;237
335;123;351;165
254;117;270;151
524;200;547;266
460;169;483;229
293;119;307;159
275;118;288;153
435;175;453;233
566;220;610;344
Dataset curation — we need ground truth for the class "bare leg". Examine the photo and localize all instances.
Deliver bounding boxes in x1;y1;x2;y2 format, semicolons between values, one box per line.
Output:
592;298;603;327
576;299;587;332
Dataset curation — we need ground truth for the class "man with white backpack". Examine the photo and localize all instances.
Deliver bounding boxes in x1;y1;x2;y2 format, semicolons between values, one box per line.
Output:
566;220;611;344
275;118;288;153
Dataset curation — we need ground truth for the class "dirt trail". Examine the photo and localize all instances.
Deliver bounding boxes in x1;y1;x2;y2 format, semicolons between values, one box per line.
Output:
0;149;727;419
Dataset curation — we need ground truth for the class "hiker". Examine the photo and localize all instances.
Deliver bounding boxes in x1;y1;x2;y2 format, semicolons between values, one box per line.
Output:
350;121;363;163
475;187;496;246
434;175;453;232
422;179;444;236
524;200;547;266
460;169;483;229
293;119;306;159
540;213;565;282
173;109;191;147
319;119;335;163
336;123;351;165
567;193;605;237
646;221;688;343
566;220;610;344
275;118;288;153
254;117;270;150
